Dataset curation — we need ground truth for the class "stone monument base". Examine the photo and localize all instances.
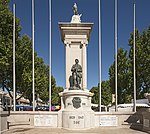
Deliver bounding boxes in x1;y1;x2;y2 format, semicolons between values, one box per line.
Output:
59;89;94;130
62;110;94;130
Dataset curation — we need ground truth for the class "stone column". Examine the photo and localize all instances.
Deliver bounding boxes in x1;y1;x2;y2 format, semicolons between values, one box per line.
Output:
59;22;93;90
64;40;71;89
81;41;88;89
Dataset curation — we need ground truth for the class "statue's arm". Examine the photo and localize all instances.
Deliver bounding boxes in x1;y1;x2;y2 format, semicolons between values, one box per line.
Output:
71;65;75;72
78;66;82;72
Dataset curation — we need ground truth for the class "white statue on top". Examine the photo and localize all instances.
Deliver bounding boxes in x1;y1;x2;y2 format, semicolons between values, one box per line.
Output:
71;3;82;23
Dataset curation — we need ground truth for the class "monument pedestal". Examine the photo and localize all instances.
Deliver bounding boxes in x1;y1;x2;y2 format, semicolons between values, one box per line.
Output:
59;90;95;129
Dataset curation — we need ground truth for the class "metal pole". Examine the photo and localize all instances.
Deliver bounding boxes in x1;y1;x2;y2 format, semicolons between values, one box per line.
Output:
133;0;136;112
13;4;16;111
115;0;118;112
98;0;102;112
32;0;35;111
49;0;52;111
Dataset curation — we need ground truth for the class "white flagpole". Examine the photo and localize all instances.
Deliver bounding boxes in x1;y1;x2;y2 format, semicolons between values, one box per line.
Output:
49;0;52;111
32;0;35;111
133;0;136;112
13;4;16;111
115;0;118;112
98;0;102;112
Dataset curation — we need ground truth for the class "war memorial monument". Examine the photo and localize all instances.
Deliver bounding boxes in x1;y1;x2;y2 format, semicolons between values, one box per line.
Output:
1;3;150;134
58;3;94;129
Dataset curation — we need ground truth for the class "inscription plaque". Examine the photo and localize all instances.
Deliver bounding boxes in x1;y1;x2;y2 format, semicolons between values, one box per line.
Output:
100;116;118;126
34;115;57;127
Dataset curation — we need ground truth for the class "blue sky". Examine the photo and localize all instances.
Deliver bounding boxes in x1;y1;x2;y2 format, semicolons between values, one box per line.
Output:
9;0;150;89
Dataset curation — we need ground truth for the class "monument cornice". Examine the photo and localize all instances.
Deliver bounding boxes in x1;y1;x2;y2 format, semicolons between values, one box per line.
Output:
59;90;94;97
59;22;93;42
58;22;94;25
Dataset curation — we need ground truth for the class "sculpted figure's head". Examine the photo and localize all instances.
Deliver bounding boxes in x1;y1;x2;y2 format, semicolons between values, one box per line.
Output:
75;59;79;64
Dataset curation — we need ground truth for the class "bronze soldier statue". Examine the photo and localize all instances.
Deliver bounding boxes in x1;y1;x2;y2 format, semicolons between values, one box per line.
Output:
70;59;82;89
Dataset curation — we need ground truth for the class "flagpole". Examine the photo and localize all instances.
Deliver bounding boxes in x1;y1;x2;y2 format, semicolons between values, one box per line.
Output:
133;0;136;112
49;0;52;111
13;4;16;111
98;0;102;112
115;0;118;112
32;0;35;111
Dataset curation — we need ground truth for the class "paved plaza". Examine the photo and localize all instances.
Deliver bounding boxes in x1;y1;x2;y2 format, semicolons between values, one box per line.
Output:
3;127;148;134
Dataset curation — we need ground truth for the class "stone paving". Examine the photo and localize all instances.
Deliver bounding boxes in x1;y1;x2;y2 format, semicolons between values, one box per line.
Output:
3;127;148;134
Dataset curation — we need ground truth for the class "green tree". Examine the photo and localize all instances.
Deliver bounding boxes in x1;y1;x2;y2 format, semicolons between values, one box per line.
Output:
109;26;150;103
52;86;63;106
0;0;21;92
128;27;150;99
51;75;64;106
49;75;64;106
101;81;112;106
15;35;32;100
109;48;132;104
90;86;99;104
90;81;112;106
0;1;64;106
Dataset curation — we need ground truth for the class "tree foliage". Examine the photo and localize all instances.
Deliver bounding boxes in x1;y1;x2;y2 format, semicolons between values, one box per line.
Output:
109;26;150;104
0;0;21;91
52;86;63;106
128;28;150;98
109;48;132;104
0;0;63;105
90;86;99;104
101;81;112;106
90;81;112;106
92;26;150;105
